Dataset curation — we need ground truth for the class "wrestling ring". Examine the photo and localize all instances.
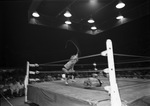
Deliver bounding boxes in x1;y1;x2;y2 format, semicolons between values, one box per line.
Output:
24;39;150;106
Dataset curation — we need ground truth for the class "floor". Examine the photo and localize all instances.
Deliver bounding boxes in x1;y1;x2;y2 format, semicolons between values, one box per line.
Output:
1;96;38;106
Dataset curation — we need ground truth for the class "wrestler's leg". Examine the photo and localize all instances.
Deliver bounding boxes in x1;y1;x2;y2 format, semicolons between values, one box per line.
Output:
62;68;69;73
62;68;69;85
73;72;77;79
65;74;69;85
71;72;76;82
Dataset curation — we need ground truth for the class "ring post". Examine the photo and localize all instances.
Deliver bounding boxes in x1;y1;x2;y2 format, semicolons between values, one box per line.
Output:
106;39;122;106
24;61;30;103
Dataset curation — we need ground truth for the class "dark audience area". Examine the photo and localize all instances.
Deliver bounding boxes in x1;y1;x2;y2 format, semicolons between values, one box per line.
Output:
1;67;150;100
0;69;25;99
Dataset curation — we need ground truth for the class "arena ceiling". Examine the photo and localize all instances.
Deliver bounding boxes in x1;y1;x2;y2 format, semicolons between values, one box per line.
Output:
1;0;150;67
28;0;149;35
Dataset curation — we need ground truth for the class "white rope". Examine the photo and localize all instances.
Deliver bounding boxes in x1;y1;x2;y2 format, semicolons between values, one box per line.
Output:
40;53;103;65
114;53;150;59
38;59;150;67
39;52;150;65
115;59;150;65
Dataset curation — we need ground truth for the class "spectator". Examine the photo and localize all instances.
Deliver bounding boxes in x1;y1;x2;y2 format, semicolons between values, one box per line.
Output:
17;80;25;96
0;81;11;99
9;80;19;97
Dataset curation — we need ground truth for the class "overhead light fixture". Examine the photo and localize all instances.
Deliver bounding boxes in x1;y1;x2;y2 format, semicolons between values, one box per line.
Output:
32;12;40;17
65;20;72;24
88;18;95;23
116;15;124;19
64;10;72;17
89;0;98;6
91;26;97;30
116;1;125;9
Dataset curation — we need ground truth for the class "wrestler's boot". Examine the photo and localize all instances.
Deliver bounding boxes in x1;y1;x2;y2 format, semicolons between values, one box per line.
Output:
71;75;76;82
65;80;68;85
65;75;69;85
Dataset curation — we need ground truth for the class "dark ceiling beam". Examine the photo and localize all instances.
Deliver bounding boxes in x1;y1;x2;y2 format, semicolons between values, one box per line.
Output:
56;0;78;18
93;0;116;17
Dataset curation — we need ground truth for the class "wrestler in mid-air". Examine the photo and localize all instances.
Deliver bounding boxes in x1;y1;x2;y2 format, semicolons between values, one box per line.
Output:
62;40;79;85
62;54;78;84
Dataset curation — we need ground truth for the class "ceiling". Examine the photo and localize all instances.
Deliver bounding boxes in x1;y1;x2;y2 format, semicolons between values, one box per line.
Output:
28;0;150;35
1;0;150;67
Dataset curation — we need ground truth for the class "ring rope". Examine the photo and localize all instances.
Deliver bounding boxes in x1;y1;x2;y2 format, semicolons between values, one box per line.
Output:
115;59;150;65
28;66;150;74
39;59;150;66
40;53;102;65
114;53;150;59
39;53;150;65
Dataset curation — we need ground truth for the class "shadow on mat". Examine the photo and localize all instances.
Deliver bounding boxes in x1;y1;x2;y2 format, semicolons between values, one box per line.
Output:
28;103;39;106
128;95;150;106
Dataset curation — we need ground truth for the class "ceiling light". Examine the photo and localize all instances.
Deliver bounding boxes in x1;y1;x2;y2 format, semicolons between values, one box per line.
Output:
65;20;72;24
116;15;124;19
116;1;125;9
89;0;98;6
91;26;97;30
32;12;40;17
64;11;72;17
88;18;95;23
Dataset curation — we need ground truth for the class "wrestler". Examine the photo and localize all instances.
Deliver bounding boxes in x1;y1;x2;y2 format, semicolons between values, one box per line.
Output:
62;54;78;85
83;73;103;88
